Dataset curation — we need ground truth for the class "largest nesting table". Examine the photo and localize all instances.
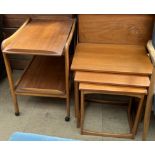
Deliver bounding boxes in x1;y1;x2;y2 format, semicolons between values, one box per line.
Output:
1;18;75;121
71;43;153;139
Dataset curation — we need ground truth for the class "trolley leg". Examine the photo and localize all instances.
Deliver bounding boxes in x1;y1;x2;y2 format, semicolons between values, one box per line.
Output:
65;95;70;121
64;44;70;122
3;53;19;116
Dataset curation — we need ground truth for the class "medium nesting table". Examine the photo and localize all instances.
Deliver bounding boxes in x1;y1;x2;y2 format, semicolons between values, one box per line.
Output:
74;71;149;139
1;18;75;121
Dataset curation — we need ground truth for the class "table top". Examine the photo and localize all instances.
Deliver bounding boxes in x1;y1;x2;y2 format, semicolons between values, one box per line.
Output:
79;83;147;95
75;71;150;88
3;19;73;56
71;43;153;75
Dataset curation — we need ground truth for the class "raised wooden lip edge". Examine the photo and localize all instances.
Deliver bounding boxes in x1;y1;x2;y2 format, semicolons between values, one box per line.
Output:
1;18;31;51
2;18;75;56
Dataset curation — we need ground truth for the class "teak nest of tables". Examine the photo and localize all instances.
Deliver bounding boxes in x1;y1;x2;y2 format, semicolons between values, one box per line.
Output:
71;15;154;139
1;17;75;121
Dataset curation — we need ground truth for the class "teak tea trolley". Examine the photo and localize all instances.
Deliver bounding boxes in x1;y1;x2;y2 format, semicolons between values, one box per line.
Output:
1;18;75;121
71;15;154;139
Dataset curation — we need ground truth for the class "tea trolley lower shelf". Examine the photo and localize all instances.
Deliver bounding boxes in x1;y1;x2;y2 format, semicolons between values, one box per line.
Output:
15;56;66;97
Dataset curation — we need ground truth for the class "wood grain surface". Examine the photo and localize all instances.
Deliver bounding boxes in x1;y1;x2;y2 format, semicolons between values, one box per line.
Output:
71;43;153;75
3;19;73;56
75;71;150;88
78;15;154;45
79;83;147;95
16;56;66;95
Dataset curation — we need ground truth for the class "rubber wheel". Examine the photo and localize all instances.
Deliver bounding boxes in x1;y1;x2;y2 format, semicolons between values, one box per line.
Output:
65;116;70;121
15;112;20;116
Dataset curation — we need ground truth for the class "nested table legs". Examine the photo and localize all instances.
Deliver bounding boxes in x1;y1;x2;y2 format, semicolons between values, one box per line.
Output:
131;95;144;138
80;91;85;134
64;47;70;121
3;53;20;116
74;82;80;127
79;90;144;139
143;68;155;140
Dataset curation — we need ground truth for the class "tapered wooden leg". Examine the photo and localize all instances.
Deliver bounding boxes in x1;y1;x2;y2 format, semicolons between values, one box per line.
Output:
74;82;78;117
132;95;144;138
80;91;85;134
64;46;70;121
143;69;155;140
74;82;80;127
3;53;19;116
138;96;146;123
65;94;70;121
127;97;143;135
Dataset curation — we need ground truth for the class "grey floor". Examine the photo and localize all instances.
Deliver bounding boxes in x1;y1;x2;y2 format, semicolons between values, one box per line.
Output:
0;70;155;141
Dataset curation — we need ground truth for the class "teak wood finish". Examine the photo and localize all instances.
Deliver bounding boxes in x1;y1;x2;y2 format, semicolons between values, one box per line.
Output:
1;18;76;120
79;83;147;95
75;71;150;88
74;71;148;128
2;15;73;69
78;15;154;45
74;70;150;127
3;19;73;56
71;43;153;75
15;56;66;96
79;83;146;139
71;15;154;139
